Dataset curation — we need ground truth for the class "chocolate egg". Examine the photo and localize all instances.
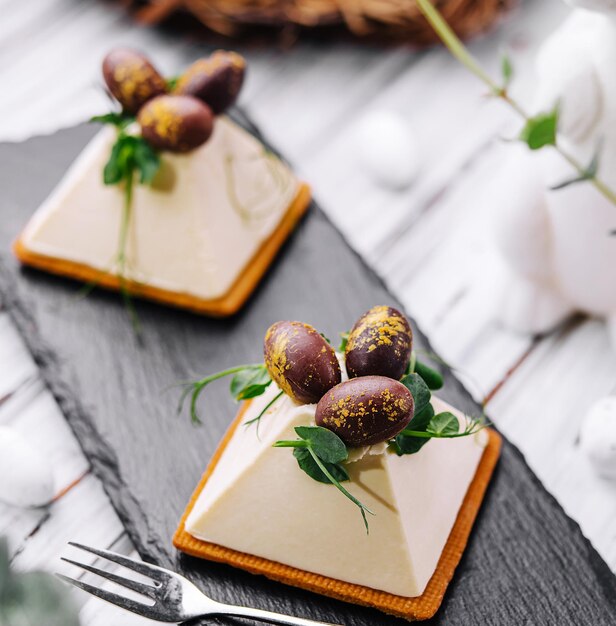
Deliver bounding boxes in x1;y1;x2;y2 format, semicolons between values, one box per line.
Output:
316;376;413;447
174;51;246;115
102;48;167;115
138;95;214;153
264;321;341;405
345;305;413;380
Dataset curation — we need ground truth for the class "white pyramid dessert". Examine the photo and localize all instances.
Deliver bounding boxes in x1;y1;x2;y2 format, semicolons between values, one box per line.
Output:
184;383;490;599
15;117;309;315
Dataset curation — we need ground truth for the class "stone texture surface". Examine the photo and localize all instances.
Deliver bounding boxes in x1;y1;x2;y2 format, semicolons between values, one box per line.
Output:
0;122;614;624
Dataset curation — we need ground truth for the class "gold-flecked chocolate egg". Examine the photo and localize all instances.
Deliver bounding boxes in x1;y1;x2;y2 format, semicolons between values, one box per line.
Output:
345;305;413;380
316;376;413;447
264;321;341;405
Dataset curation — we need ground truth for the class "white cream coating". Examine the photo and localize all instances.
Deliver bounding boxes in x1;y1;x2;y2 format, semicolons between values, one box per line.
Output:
185;384;488;598
20;118;299;300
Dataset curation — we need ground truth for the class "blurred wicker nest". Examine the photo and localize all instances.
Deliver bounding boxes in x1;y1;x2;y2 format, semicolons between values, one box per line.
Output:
133;0;516;45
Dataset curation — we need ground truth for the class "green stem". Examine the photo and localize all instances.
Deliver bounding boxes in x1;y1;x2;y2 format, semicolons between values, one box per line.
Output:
188;364;264;424
307;447;374;534
117;172;133;277
415;0;495;88
245;390;284;432
195;364;264;386
416;0;616;208
401;426;483;439
117;171;141;334
556;144;616;205
273;440;309;449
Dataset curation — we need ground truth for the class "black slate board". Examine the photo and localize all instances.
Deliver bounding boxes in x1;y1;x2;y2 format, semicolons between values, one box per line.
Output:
0;120;615;626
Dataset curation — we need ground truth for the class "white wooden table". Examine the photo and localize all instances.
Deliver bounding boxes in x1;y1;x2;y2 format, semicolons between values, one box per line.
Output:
1;0;615;622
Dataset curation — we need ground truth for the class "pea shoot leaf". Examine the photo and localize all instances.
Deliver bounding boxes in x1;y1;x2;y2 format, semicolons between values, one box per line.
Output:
90;112;135;129
294;426;348;464
166;75;180;90
103;137;127;185
133;139;161;184
410;402;435;432
520;106;559;150
428;411;460;436
394;403;434;455
275;427;373;532
230;366;272;401
414;359;444;390
293;447;349;484
400;372;431;414
103;134;161;187
338;331;349;353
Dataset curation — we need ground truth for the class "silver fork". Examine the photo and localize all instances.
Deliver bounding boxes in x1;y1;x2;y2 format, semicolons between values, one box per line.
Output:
58;542;342;626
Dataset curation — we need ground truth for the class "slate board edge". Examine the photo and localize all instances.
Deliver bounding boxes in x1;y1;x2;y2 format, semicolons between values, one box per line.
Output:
0;117;614;613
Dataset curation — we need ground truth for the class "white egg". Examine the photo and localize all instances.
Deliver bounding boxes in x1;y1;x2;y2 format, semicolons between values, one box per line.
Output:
353;110;418;190
579;396;616;480
0;426;55;507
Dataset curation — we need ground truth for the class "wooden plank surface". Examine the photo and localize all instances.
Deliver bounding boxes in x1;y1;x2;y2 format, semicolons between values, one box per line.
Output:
0;123;615;625
0;307;152;623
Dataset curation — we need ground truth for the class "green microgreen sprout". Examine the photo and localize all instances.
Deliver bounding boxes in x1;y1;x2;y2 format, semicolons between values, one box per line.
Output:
551;138;605;191
179;364;272;425
415;0;616;209
89;113;162;333
244;389;284;439
519;104;559;151
408;349;417;375
180;324;488;534
165;75;180;91
274;426;374;533
401;412;487;439
90;112;135;130
407;350;444;390
392;371;489;456
337;331;349;353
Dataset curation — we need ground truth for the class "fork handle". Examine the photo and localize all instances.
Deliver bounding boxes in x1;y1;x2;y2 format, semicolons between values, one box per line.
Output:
215;604;342;626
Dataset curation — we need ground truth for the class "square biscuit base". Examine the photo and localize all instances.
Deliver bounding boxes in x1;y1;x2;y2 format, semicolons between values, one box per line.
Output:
13;183;310;318
174;403;502;621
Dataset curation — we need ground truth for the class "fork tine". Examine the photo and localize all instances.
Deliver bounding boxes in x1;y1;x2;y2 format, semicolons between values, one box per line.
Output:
67;542;168;581
56;573;161;619
60;557;158;599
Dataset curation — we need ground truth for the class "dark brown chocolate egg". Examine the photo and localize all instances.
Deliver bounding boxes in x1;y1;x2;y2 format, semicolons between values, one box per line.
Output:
102;48;167;115
174;50;246;115
137;95;214;153
316;376;413;447
345;305;413;381
264;321;341;405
